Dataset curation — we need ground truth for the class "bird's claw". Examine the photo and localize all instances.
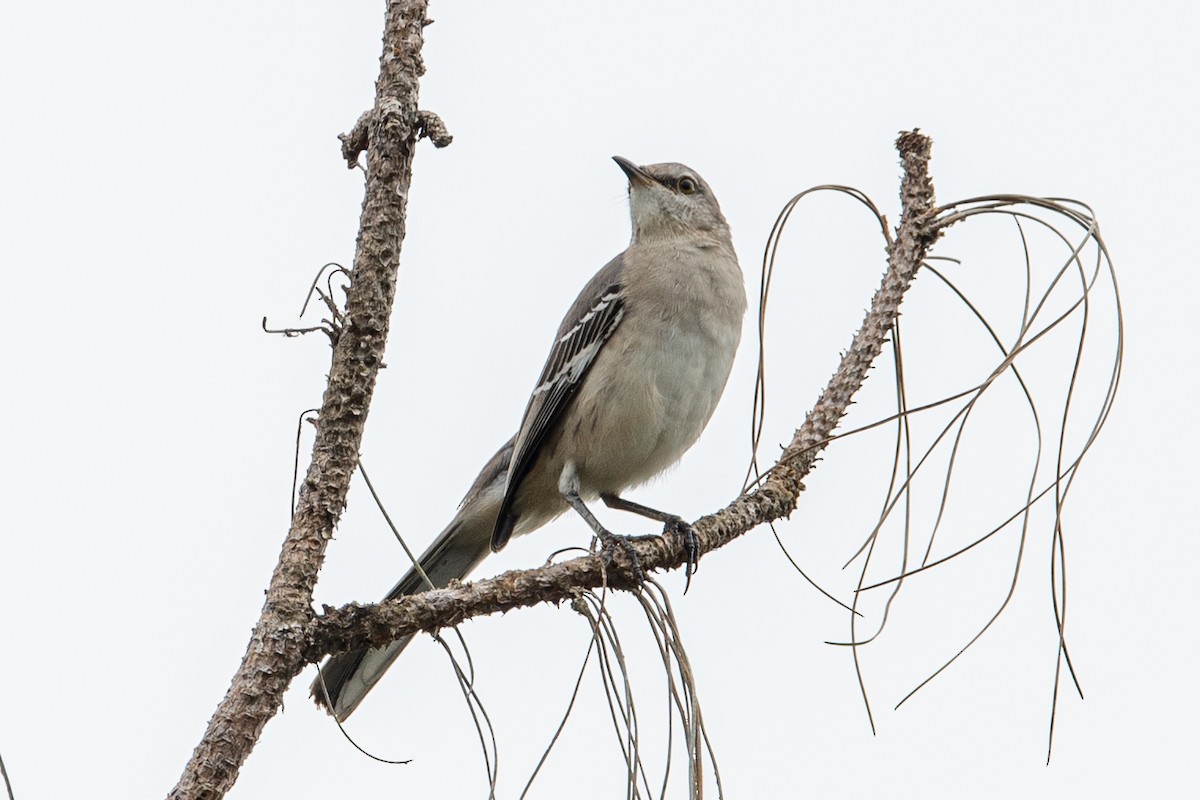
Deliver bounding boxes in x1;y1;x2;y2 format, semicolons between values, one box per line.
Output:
662;516;701;593
598;530;647;588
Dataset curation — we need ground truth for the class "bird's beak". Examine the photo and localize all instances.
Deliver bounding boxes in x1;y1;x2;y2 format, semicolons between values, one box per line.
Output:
613;156;653;187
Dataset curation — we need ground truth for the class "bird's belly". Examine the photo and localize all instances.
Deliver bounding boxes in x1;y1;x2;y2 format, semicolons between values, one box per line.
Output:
567;316;737;495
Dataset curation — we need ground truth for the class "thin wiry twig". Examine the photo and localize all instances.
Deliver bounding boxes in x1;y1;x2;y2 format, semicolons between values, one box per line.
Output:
915;253;1039;570
746;184;892;491
261;318;327;337
634;589;682;799
888;220;1094;714
905;200;1120;731
746;185;894;615
0;749;14;800
433;631;500;798
290;409;320;522
588;593;653;800
359;460;498;782
263;262;352;341
358;460;435;591
313;459;496;775
841;319;916;732
519;595;602;800
298;262;350;319
518;585;658;800
310;663;411;766
632;580;724;799
520;580;722;800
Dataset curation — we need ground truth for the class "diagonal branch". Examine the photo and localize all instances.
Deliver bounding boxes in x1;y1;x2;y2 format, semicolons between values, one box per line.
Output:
308;130;941;662
167;2;434;798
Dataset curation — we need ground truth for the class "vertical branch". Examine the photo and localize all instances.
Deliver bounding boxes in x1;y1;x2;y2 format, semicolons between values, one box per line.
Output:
168;2;431;798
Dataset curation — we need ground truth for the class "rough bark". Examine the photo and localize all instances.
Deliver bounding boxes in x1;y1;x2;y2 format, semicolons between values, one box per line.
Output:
167;2;432;797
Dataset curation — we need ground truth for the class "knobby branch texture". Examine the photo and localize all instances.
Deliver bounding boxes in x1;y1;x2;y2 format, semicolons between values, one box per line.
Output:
307;130;940;667
168;2;432;798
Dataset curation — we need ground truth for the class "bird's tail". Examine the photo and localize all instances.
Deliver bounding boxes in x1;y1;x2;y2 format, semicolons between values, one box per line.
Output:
311;439;513;721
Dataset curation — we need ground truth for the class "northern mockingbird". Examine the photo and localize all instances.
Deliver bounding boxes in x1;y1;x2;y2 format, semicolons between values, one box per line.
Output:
313;156;746;720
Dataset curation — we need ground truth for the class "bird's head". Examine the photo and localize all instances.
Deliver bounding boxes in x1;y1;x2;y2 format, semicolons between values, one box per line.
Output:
613;157;730;243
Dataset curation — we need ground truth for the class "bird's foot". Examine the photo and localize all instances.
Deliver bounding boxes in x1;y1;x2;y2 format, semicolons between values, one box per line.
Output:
597;530;647;588
661;516;701;593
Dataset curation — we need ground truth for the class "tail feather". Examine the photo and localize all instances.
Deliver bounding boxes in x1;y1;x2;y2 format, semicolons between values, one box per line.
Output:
311;439;513;721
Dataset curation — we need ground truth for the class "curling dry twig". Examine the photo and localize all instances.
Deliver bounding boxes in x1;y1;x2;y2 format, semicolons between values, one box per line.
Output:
767;192;1120;760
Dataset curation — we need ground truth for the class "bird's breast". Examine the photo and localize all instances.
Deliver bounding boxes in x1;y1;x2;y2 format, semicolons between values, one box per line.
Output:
567;244;746;494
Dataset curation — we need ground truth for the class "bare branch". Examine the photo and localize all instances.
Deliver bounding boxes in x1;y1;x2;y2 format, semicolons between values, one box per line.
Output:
167;2;433;798
339;110;372;168
417;109;453;148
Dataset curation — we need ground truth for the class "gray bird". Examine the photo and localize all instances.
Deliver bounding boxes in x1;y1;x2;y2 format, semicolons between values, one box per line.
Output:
312;157;746;721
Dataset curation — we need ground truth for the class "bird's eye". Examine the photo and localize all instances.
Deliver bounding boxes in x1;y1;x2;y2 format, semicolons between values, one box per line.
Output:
678;177;697;195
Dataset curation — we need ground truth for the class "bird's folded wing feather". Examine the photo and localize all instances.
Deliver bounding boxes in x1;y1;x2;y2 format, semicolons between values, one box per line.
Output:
491;253;628;548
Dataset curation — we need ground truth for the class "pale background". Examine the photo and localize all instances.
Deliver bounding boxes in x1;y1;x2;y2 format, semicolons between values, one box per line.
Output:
1;1;1194;798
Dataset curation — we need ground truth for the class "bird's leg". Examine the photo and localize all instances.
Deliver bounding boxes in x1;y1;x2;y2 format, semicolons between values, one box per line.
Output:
601;494;701;592
562;489;646;585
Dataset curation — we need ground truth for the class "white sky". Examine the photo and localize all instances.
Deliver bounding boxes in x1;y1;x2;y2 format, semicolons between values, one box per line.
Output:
1;1;1195;798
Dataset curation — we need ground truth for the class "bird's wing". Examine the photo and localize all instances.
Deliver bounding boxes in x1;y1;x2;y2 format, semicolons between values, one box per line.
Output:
491;252;628;550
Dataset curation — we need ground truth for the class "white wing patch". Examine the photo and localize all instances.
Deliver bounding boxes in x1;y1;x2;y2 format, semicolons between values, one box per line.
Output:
534;291;625;396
